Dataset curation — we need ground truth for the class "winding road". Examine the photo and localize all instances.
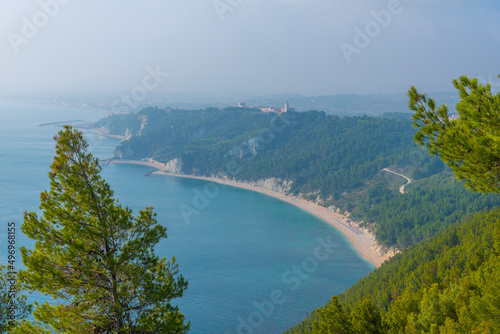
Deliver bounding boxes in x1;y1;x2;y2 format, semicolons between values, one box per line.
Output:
382;168;412;194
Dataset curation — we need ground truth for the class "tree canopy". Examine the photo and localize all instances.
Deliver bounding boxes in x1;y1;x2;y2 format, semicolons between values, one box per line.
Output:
286;208;500;334
16;126;188;333
312;296;352;334
409;75;500;193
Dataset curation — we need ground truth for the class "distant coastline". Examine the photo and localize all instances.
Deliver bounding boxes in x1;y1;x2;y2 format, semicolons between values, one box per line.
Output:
110;159;392;267
0;98;115;115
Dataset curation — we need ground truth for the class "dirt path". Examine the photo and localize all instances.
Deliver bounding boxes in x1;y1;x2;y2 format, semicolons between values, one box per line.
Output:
381;168;412;194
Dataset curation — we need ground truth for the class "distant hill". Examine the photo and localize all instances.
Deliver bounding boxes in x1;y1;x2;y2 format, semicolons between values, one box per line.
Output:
96;107;417;197
2;91;460;117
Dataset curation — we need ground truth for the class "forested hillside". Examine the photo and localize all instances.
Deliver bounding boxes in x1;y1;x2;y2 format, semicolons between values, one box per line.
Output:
285;208;500;333
99;108;417;198
366;170;500;248
97;108;500;251
287;77;500;333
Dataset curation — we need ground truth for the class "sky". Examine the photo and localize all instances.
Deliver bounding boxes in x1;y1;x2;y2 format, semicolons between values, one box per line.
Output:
0;0;499;99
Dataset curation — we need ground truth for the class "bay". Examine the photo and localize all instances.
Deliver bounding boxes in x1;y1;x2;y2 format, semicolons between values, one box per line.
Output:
0;101;373;333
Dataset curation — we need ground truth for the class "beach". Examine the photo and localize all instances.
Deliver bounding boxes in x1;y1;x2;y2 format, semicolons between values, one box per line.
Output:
110;159;391;267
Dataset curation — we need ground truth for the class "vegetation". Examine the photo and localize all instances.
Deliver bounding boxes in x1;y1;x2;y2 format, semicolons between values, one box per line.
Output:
15;126;188;333
286;75;500;333
367;170;500;248
312;296;352;334
286;208;500;334
2;75;495;332
102;107;500;251
410;75;500;193
106;109;418;199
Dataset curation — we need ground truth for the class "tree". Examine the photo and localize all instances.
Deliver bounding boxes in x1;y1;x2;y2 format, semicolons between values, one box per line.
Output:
312;296;352;334
409;75;500;193
18;126;189;333
411;283;447;333
349;298;383;334
385;289;421;334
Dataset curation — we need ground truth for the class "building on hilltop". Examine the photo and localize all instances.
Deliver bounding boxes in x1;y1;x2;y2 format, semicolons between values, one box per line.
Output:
258;101;296;113
231;101;296;114
281;101;295;113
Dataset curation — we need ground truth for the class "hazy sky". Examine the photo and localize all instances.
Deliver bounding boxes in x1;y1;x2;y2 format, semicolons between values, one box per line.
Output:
1;0;499;98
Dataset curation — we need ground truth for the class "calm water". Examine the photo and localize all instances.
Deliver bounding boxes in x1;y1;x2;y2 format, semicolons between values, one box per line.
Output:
0;101;373;333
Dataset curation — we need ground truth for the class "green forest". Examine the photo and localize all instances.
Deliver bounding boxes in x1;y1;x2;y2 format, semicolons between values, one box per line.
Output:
285;208;500;333
3;76;498;333
366;170;500;248
101;108;417;199
285;76;500;333
98;107;500;251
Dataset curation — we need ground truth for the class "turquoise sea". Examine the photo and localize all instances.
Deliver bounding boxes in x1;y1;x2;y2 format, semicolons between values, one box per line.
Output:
0;101;374;333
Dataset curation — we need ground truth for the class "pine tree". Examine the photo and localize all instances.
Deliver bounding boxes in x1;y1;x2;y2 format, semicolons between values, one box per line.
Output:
349;298;383;334
312;296;352;334
17;126;189;333
385;289;421;334
409;75;500;193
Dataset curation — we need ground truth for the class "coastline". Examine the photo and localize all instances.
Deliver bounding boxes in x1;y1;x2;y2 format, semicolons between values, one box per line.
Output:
0;98;116;115
110;159;390;268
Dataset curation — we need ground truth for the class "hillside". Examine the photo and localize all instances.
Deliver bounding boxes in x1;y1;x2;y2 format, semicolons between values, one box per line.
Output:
285;208;500;333
97;108;419;197
95;108;500;252
286;75;500;333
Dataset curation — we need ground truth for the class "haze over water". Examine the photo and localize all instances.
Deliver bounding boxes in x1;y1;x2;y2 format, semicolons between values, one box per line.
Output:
0;101;373;333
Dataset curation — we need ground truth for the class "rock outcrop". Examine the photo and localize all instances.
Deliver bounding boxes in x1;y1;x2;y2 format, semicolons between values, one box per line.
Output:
254;178;293;194
164;157;183;174
372;244;400;257
113;146;135;160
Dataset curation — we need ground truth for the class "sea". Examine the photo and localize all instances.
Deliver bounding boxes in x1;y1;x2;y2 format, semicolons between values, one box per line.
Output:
0;100;374;334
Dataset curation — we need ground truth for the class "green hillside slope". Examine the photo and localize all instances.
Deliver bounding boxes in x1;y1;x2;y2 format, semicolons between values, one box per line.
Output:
97;108;500;253
285;208;500;333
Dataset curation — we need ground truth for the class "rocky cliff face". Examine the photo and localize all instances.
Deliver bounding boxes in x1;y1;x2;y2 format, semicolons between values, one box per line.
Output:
225;134;267;159
138;115;148;136
124;128;132;141
372;244;400;257
113;146;135;160
96;114;147;139
164;157;183;174
254;178;293;194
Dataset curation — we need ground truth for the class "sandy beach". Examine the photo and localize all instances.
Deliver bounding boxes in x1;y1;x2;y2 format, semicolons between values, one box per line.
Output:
110;159;390;267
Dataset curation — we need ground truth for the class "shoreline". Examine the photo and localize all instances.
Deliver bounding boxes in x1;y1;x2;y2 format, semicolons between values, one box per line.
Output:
110;159;390;268
0;98;117;115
